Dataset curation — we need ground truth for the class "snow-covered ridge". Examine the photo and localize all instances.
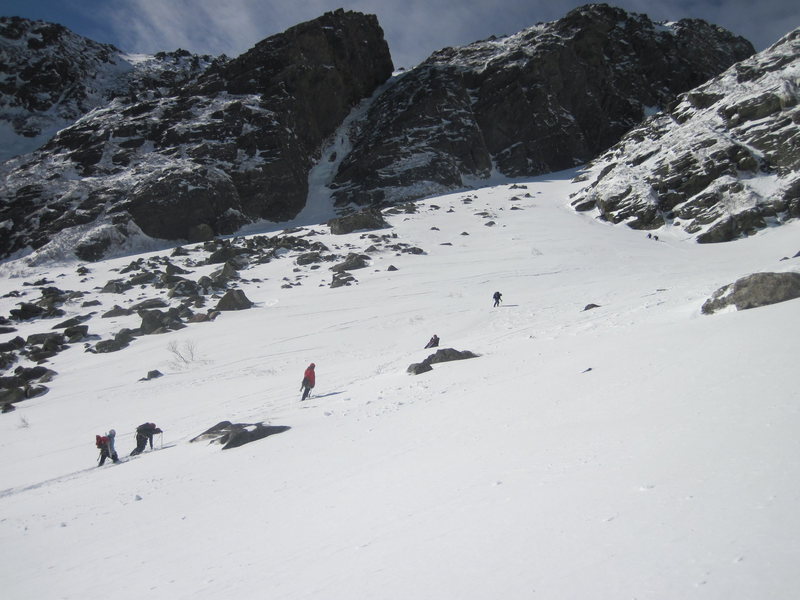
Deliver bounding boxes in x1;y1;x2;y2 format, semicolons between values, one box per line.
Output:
569;27;800;243
0;17;217;162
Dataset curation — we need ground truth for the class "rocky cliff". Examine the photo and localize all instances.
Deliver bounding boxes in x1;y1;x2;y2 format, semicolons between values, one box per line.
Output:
0;5;761;262
0;10;393;261
329;4;754;206
0;16;217;162
568;27;799;242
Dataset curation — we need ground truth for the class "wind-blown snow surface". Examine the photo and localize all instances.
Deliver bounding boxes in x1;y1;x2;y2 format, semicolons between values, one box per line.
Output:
1;172;799;599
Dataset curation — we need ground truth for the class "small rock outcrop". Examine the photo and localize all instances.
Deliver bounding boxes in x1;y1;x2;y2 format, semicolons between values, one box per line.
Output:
215;289;253;311
407;348;480;374
328;208;390;235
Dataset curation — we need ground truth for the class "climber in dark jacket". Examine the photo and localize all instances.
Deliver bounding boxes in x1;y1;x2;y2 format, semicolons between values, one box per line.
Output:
130;422;163;456
424;334;440;348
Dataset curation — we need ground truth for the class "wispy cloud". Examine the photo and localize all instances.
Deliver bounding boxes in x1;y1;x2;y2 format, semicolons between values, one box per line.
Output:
91;0;796;66
100;0;270;56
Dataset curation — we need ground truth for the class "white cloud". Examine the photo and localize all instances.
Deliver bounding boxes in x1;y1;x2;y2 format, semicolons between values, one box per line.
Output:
94;0;798;66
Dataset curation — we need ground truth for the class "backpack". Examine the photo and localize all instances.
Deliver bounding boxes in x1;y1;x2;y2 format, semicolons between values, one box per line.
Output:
96;435;108;448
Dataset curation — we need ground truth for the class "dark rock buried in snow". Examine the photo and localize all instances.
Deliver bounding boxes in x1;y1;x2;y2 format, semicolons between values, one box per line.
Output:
0;336;26;352
328;208;390;235
702;271;800;314
139;370;163;381
0;385;48;406
330;272;356;288
51;314;92;329
330;253;370;272
215;289;253;311
14;365;58;383
583;303;601;311
186;310;220;323
63;324;89;342
100;279;132;294
102;305;133;318
190;421;291;449
139;308;186;334
130;298;169;310
408;347;480;374
26;332;65;350
423;348;480;364
10;303;45;321
407;362;433;375
92;329;135;353
210;261;239;282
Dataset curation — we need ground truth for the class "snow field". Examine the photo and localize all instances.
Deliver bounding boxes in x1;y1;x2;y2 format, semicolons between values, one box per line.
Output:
1;172;799;599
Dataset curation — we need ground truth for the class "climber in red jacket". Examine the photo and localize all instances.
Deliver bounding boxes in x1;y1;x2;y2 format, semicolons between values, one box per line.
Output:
300;363;316;401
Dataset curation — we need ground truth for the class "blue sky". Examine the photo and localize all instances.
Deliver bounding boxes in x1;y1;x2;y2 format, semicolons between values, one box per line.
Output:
1;0;797;68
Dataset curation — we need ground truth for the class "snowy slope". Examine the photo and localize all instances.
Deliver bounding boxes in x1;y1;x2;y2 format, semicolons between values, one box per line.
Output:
1;172;799;599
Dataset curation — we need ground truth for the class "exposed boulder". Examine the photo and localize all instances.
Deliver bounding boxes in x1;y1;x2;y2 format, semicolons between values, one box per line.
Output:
92;329;136;353
138;308;186;334
330;253;370;272
63;325;90;342
330;272;357;288
0;336;26;352
408;347;480;374
328;208;390;234
102;305;133;318
702;272;800;314
51;314;92;329
407;362;433;375
139;370;163;381
9;303;45;321
424;348;480;364
215;289;253;311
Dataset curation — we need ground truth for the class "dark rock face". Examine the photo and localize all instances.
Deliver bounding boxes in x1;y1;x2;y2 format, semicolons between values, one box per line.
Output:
330;4;753;206
0;10;393;261
702;272;800;314
0;6;763;261
569;28;799;242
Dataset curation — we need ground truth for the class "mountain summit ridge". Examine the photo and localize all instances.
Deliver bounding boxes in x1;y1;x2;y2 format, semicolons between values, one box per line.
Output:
0;4;774;263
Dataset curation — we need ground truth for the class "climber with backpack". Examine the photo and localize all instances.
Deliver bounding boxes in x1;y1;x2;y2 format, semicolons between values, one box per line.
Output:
96;429;119;466
130;422;163;456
